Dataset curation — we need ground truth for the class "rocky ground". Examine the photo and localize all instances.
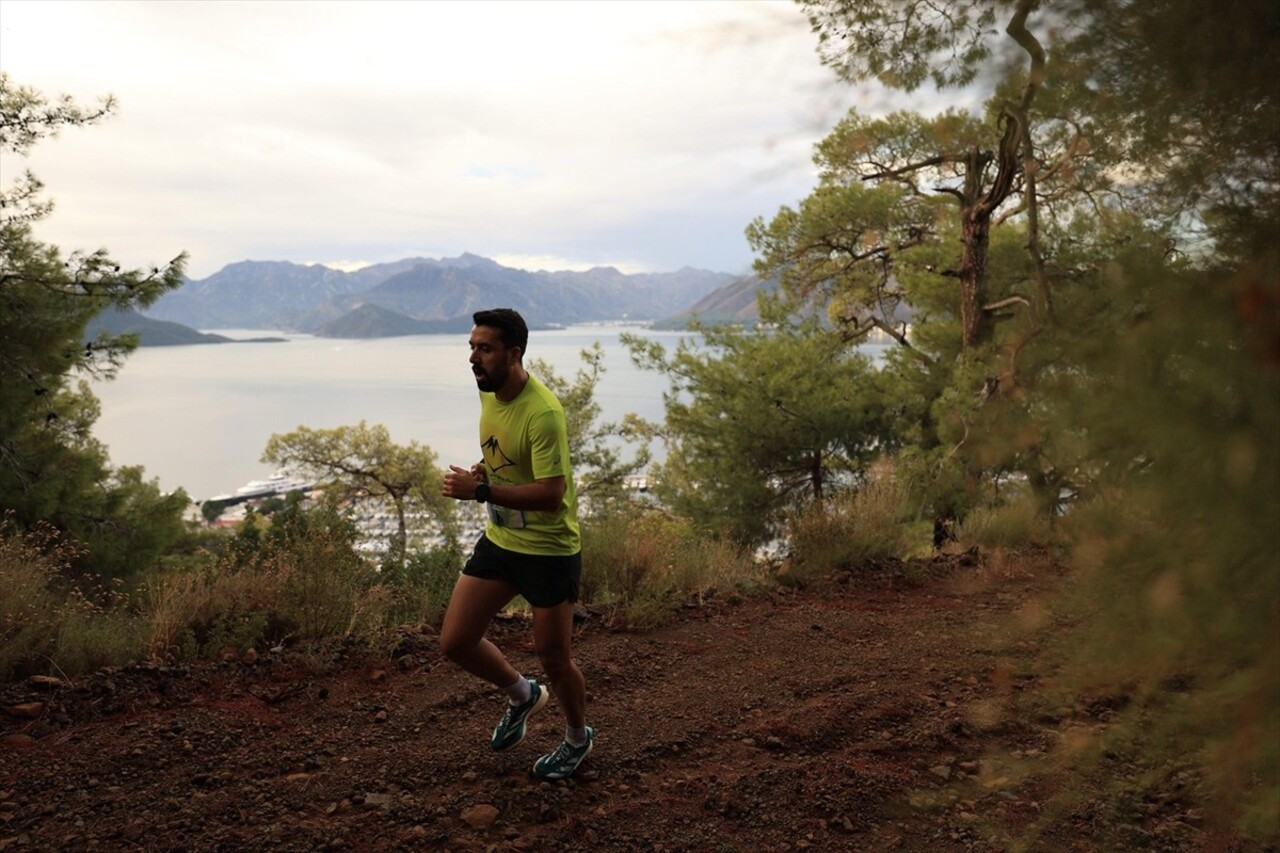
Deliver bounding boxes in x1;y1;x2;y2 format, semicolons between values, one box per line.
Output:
1;550;1271;852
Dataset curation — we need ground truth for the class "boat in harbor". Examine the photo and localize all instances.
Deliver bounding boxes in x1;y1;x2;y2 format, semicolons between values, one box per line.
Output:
235;471;313;499
207;471;313;504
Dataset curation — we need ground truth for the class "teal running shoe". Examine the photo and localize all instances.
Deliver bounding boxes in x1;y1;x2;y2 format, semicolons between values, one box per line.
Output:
491;680;548;751
532;726;594;780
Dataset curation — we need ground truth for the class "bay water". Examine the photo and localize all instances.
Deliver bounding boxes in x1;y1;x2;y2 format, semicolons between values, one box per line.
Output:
89;325;688;502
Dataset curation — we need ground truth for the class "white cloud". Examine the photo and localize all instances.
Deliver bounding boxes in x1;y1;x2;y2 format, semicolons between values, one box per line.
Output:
490;253;650;275
0;0;863;279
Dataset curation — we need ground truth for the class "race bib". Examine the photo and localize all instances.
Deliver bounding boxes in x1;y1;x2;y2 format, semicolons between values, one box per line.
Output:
487;503;526;529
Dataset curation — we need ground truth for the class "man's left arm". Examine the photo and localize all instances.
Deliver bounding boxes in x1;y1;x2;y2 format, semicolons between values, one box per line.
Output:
443;467;565;512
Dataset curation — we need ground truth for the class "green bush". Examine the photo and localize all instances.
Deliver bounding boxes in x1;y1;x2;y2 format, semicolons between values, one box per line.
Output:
144;498;375;660
146;558;280;661
0;522;64;678
5;493;780;681
146;500;471;662
54;610;149;675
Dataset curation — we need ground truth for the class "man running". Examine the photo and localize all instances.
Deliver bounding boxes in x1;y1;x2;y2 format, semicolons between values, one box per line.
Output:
439;308;593;780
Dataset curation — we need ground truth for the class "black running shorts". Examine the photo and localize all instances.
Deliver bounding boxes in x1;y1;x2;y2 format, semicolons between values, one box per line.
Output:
462;534;581;608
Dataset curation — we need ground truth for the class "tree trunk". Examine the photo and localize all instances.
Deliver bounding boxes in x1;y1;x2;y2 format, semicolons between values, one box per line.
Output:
959;210;992;353
391;496;408;572
811;451;824;503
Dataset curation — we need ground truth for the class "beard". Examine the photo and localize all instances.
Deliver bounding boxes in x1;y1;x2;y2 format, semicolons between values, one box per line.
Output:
473;364;502;392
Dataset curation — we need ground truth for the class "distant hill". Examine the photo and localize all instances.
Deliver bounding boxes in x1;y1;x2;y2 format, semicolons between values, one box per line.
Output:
310;255;534;329
84;308;288;347
145;253;735;334
653;274;916;331
313;304;473;338
652;275;779;329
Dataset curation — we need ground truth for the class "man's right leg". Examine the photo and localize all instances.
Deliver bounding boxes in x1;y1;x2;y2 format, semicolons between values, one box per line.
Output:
439;573;519;687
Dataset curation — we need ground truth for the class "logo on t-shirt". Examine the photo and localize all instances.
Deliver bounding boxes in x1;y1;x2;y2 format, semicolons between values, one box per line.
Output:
481;435;516;475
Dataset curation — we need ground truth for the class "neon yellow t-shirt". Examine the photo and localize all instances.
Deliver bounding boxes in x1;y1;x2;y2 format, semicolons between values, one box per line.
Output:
477;373;580;556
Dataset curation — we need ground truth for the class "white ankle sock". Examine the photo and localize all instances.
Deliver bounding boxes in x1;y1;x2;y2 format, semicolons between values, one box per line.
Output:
566;725;589;746
504;675;531;705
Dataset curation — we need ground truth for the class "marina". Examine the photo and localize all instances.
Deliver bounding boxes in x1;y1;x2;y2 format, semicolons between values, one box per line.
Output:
205;471;487;558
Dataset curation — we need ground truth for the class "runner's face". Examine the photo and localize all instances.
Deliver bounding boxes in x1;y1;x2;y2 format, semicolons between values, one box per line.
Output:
468;325;516;393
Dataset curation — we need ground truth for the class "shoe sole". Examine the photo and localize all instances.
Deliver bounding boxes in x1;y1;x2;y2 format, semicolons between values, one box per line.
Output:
492;687;549;751
532;736;593;780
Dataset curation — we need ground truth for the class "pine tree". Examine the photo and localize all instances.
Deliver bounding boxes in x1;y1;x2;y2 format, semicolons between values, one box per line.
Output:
0;74;188;579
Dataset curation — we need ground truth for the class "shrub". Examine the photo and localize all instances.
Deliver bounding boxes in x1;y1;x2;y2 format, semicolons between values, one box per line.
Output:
1036;256;1280;841
144;499;373;660
956;494;1054;551
581;509;761;627
0;522;64;678
146;557;283;661
395;544;464;626
55;610;149;675
145;498;473;663
0;519;149;679
788;461;922;577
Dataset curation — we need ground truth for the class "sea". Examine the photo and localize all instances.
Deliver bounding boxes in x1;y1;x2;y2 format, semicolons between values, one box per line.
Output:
88;325;698;502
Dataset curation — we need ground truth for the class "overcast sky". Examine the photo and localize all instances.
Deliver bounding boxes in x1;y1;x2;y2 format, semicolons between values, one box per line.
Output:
0;0;903;280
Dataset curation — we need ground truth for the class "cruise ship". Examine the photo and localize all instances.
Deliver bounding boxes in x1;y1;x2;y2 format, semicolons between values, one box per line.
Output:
207;472;314;504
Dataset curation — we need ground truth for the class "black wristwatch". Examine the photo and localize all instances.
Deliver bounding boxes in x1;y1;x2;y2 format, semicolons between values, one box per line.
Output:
474;483;491;504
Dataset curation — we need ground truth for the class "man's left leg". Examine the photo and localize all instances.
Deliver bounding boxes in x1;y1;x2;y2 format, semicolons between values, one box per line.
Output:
532;602;585;728
530;602;592;779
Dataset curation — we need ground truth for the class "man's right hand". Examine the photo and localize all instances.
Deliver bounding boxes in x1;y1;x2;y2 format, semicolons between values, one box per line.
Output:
442;465;477;501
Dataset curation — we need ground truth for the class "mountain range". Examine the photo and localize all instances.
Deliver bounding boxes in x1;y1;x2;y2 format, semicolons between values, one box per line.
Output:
141;253;759;338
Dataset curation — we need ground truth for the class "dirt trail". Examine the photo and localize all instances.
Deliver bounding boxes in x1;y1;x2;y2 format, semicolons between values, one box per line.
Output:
0;554;1259;851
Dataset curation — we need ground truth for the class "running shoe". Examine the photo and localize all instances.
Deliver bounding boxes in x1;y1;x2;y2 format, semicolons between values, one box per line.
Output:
532;726;594;780
491;679;548;751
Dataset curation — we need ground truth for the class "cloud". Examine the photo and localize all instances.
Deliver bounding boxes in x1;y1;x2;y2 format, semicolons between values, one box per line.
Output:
0;0;862;279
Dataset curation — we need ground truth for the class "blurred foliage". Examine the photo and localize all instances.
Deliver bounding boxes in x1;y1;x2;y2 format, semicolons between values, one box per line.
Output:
1050;250;1280;838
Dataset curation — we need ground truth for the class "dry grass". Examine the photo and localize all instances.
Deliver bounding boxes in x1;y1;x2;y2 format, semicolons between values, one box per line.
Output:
956;495;1054;551
0;520;150;679
788;461;926;578
581;507;764;628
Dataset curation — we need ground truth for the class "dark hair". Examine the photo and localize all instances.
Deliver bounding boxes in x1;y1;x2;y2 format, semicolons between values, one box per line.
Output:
472;308;529;355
